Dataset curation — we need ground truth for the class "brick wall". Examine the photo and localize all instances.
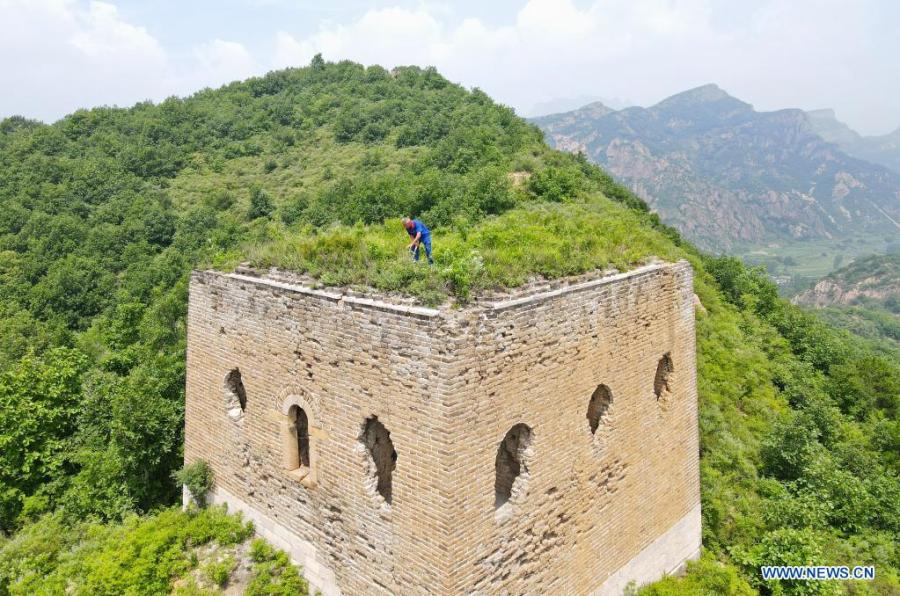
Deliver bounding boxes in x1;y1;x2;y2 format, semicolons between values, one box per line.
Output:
442;262;700;594
185;272;452;594
184;261;700;595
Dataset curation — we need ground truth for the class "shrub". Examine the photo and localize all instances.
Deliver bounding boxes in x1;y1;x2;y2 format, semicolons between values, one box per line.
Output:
173;460;215;508
333;107;365;142
249;538;275;563
246;538;309;596
203;555;236;587
637;552;755;595
280;193;310;225
760;415;822;481
731;528;839;596
183;505;253;545
248;186;274;220
527;166;580;202
0;507;252;595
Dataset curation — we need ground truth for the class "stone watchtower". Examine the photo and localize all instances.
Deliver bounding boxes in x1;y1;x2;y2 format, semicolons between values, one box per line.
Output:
184;260;701;595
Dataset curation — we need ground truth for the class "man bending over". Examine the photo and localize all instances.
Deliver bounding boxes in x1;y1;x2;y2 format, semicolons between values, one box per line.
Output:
402;217;433;265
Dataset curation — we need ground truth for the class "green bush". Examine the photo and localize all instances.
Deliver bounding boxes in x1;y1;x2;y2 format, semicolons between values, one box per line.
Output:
637;552;754;595
0;506;253;595
248;186;274;220
731;528;839;596
246;538;309;596
173;460;215;508
280;193;310;225
249;537;275;563
527;166;581;202
760;415;823;481
0;348;88;531
203;555;236;587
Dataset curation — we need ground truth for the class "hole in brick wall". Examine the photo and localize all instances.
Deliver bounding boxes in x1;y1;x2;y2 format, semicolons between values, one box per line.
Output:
495;423;532;510
224;369;247;420
654;353;674;399
361;417;396;505
288;405;311;469
586;384;612;434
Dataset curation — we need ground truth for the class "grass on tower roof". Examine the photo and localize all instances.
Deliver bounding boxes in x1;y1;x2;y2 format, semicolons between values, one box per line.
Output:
241;195;688;305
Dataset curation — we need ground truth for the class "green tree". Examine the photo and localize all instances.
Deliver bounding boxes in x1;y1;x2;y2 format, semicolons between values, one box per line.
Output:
248;186;274;220
0;349;88;530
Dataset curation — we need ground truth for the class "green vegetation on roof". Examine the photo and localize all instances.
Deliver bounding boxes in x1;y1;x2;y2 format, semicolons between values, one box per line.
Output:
245;200;683;304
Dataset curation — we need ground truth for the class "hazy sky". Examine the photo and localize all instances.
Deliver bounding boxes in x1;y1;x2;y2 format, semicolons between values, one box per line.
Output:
2;0;899;135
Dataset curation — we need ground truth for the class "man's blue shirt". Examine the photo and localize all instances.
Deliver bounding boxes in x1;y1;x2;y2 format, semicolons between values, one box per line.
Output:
408;220;431;241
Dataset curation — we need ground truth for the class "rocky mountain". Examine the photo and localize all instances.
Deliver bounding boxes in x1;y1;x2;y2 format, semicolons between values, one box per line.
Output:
793;253;900;309
807;108;900;175
532;85;900;252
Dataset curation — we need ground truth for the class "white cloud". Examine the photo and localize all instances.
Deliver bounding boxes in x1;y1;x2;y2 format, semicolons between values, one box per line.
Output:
69;1;164;61
0;1;267;120
273;7;445;70
264;0;722;112
273;30;307;69
1;0;897;134
516;0;595;38
194;39;259;87
266;0;899;135
0;0;169;118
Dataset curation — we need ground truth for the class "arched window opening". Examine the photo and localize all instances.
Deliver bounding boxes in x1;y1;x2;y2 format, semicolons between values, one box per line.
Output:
289;405;311;470
361;417;396;505
281;399;316;487
224;369;247;420
495;423;532;510
587;384;613;434
654;353;674;399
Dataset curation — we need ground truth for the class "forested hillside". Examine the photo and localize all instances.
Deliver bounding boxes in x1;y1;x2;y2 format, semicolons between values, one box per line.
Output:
1;58;897;595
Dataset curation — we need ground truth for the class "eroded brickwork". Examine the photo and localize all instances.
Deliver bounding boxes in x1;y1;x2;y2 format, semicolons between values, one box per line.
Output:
184;261;700;595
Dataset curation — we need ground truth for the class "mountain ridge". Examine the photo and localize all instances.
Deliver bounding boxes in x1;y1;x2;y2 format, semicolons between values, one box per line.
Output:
806;108;900;174
532;85;900;254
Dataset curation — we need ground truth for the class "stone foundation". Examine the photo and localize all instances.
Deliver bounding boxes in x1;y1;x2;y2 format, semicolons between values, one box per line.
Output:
593;503;701;595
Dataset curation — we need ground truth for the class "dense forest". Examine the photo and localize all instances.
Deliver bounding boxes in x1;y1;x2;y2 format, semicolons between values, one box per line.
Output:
0;57;897;595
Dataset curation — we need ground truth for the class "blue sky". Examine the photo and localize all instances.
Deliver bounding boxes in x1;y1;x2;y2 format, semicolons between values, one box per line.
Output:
2;0;899;134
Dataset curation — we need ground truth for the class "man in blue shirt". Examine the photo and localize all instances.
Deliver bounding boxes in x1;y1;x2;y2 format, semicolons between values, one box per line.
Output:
402;217;433;264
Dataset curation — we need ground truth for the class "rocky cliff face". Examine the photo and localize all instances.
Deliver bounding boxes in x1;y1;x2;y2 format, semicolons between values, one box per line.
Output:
532;85;900;252
793;254;900;308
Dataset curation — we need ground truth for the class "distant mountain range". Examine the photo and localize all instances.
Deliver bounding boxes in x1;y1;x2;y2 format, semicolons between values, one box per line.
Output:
532;85;900;252
807;109;900;175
